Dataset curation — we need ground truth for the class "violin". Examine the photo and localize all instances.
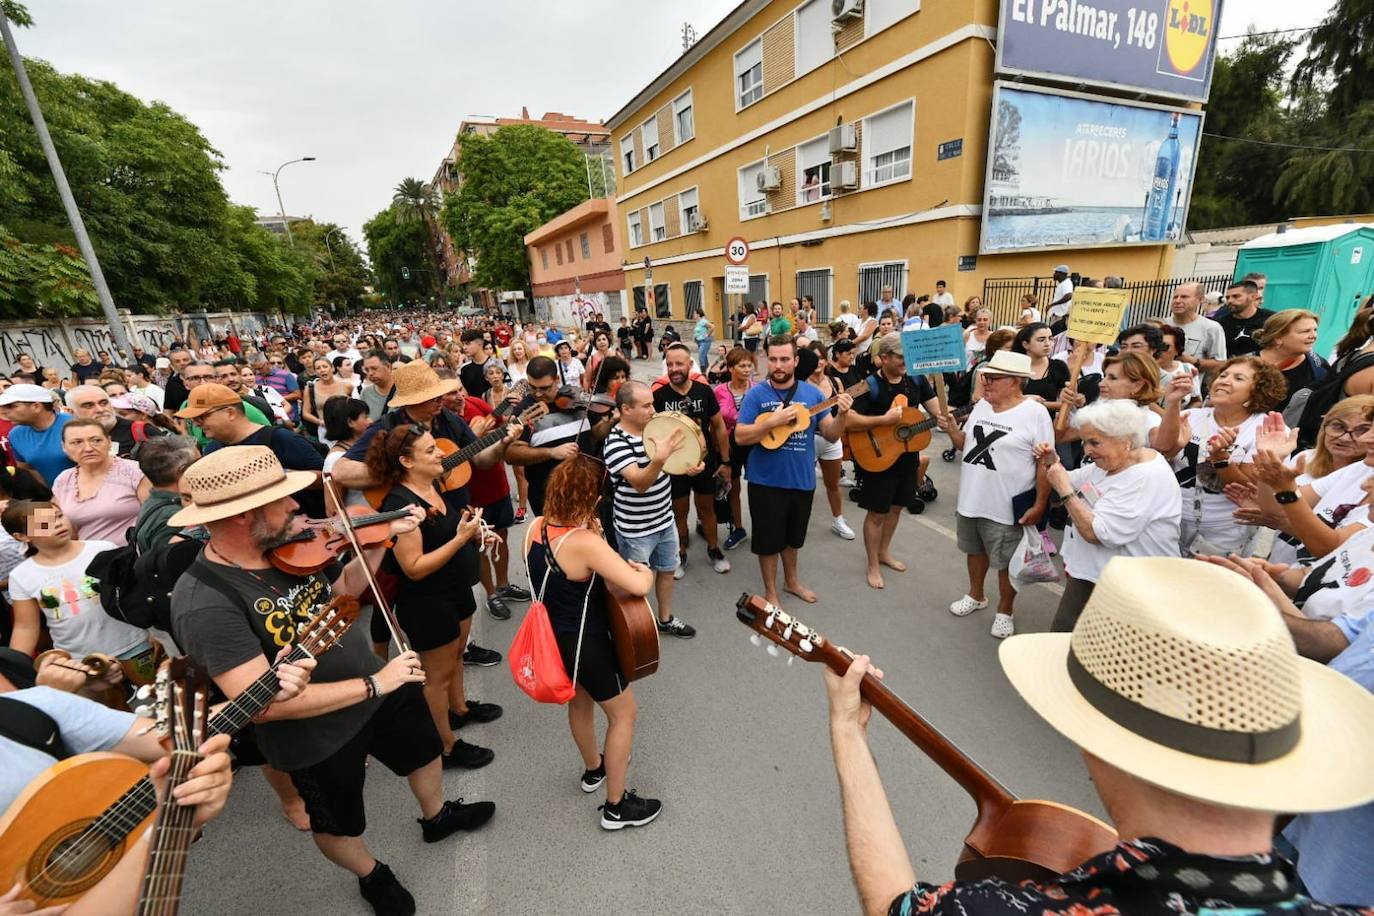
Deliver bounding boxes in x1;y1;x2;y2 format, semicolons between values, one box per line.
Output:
269;505;420;576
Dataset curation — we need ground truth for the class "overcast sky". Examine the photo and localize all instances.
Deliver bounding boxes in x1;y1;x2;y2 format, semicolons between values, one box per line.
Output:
9;0;1326;250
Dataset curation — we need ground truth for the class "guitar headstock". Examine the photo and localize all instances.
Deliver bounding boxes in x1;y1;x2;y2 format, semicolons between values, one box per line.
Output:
735;594;848;670
152;658;211;753
519;402;549;427
298;595;361;657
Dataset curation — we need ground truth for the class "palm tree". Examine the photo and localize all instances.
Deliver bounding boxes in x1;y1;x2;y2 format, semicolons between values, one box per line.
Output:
392;178;441;292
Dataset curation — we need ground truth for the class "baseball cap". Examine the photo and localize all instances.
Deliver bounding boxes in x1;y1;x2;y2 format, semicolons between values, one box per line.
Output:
175;383;240;419
155;357;171;369
0;384;54;406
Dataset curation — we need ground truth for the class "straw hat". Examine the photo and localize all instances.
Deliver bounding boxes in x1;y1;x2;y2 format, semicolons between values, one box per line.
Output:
168;445;315;526
981;350;1032;379
1000;557;1374;813
387;360;457;408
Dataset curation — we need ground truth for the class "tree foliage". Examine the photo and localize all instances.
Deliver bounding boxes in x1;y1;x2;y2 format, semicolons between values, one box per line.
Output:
293;219;370;312
363;206;439;306
440;125;590;292
1;1;32;27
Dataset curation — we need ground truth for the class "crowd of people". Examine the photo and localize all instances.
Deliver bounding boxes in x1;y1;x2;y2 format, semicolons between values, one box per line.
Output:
3;266;1374;915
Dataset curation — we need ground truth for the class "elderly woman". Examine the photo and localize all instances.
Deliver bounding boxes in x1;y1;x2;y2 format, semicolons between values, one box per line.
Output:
1255;309;1324;412
963;308;993;362
1057;352;1184;455
52;418;150;546
1032;400;1181;631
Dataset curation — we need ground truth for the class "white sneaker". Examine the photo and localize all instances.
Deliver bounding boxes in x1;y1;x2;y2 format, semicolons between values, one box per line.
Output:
830;517;856;540
708;549;731;574
990;613;1015;639
839;473;858;488
948;595;988;617
673;554;686;580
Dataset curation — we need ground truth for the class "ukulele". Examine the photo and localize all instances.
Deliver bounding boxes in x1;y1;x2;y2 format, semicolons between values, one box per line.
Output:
0;596;361;907
735;594;1117;881
135;658;211;916
758;379;870;450
847;402;972;473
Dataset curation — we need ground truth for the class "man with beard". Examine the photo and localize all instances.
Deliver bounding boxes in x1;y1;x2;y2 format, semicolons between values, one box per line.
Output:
733;336;852;607
654;344;732;576
360;350;397;420
213;359;276;421
504;356;584;515
382;338;412;364
169;446;494;915
161;347;194;411
66;384;169;457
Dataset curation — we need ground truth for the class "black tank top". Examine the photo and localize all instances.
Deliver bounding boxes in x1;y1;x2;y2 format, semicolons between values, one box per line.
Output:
525;525;607;637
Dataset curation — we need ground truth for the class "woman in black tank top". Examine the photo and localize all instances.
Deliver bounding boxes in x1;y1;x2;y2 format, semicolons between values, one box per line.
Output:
524;456;664;831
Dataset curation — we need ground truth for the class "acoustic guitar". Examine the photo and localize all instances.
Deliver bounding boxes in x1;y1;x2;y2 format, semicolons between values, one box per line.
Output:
847;401;970;474
605;581;659;681
0;596;360;907
758;379;870;450
735;594;1117;881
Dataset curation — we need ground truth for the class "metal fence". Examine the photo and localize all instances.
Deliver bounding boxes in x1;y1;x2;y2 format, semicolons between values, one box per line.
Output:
981;274;1235;329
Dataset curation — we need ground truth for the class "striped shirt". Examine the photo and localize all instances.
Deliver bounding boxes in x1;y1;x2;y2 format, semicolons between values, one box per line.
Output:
603;426;674;538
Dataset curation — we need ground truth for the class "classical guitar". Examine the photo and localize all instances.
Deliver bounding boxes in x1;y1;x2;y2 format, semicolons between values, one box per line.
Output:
135;658;211;916
0;596;361;907
735;594;1117;881
759;379;870;450
605;581;659;682
847;401;971;473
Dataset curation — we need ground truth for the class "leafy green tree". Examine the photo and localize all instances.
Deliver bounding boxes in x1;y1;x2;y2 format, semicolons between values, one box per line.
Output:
392;178;438;225
0;225;98;317
0;1;32;27
440;124;589;292
363;206;438;306
293;220;370;312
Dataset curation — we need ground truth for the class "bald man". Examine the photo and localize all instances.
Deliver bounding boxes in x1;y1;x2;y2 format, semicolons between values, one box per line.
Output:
1167;281;1227;374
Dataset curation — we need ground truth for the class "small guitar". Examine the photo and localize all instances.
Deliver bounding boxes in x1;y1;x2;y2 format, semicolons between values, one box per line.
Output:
0;596;361;907
135;658;211;916
758;379;870;450
605;581;659;682
847;402;971;473
735;594;1116;881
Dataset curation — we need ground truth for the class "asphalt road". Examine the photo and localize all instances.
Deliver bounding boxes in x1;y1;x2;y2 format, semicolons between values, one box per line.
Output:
181;369;1103;916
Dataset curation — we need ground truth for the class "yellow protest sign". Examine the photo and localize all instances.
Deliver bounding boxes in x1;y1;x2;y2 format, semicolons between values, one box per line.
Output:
1065;288;1131;345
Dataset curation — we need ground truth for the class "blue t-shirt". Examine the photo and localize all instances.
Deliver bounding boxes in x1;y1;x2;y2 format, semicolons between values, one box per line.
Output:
738;379;825;491
0;686;136;812
10;413;73;486
546;328;564;345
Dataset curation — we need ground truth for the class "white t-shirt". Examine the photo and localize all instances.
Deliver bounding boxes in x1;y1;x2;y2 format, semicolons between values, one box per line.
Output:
325;347;363;364
9;540;148;657
837;312;860;333
934;292;955;308
1048;278;1073;319
1294;525;1374;621
1061;454;1182;582
955;398;1055;525
1272;460;1374;566
1171;408;1265;530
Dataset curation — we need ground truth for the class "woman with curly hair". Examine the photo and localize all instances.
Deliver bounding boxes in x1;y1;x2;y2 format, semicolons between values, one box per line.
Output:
522;455;661;831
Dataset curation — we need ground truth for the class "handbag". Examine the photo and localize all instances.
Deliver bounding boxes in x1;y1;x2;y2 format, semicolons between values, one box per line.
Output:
509;520;591;705
1009;524;1061;588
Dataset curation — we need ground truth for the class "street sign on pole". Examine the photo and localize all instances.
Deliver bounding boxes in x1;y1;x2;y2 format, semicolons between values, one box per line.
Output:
724;237;749;266
724;266;750;295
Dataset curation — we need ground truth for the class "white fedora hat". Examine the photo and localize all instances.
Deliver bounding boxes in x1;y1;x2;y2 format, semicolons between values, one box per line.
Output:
1000;557;1374;813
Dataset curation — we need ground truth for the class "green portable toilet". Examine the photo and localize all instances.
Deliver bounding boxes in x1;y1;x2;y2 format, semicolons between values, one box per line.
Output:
1234;223;1374;358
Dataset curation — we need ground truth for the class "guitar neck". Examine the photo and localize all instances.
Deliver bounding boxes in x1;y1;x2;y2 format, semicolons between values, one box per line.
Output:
806;380;869;418
135;749;201;916
441;428;508;473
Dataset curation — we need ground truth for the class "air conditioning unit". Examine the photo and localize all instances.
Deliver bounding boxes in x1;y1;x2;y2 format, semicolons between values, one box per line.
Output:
828;123;857;155
832;0;864;22
833;160;859;190
688;212;709;232
756;166;783;192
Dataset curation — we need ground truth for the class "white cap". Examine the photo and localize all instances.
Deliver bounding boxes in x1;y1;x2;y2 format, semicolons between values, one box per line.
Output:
0;384;54;405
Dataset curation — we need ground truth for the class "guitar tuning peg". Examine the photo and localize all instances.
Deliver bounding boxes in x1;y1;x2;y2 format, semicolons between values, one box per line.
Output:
799;638;814;654
782;624;794;640
749;634;763;647
766;644;781;657
764;612;776;629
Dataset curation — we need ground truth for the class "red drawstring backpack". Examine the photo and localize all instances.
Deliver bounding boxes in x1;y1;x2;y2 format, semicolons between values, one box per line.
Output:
510;520;591;704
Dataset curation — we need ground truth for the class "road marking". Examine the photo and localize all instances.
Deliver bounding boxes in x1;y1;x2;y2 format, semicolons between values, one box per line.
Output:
915;516;1065;596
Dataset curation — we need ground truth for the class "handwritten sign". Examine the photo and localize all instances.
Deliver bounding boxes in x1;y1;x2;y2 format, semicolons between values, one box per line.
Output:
1066;288;1131;345
901;324;968;376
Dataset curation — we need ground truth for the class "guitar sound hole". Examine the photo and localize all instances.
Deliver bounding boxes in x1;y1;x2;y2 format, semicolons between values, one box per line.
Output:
28;820;120;900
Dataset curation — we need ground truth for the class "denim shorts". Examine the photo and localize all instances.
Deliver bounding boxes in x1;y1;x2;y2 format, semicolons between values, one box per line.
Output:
617;524;681;572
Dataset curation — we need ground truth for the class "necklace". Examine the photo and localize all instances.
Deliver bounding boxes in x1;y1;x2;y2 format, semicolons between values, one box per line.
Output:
206;542;288;597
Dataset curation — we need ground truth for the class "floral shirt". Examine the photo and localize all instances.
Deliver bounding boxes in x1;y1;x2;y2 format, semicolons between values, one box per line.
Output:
890;838;1374;916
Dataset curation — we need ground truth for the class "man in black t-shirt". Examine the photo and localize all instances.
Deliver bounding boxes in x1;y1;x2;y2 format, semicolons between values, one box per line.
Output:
845;334;944;589
633;310;654;360
617;317;635;360
654;343;732;575
1215;280;1273;358
458;329;499;399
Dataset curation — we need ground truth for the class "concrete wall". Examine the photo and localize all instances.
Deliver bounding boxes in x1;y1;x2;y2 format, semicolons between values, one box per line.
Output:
0;311;270;374
533;291;626;329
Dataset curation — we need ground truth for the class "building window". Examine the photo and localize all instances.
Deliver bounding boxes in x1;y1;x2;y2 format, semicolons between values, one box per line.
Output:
868;0;920;35
797;136;832;204
796;0;832;76
735;39;763;107
641;117;660;162
634;283;672;319
649;202;666;241
555;244;564;266
738;160;768;219
748;274;769;305
621;135;636;174
796;269;833;322
565;239;575;263
628;211;644;247
678;187;699;231
540;247;548;270
864;102;914;187
859;262;908;307
684;280;704;319
602;223;615;253
580;232;591;260
673;90;694;143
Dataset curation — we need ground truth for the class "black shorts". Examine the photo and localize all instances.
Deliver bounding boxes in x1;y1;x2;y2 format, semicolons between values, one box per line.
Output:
748;482;814;555
395;585;475;651
670;455;718;498
555;625;625;703
744;337;759;352
287;684;442;837
477;495;514;531
856;454;919;514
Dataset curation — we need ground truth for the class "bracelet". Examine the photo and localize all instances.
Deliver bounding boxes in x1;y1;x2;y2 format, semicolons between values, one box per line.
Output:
1212;460;1230;469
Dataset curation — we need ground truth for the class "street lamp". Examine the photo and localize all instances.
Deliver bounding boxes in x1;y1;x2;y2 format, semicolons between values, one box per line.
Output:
262;156;316;247
324;225;347;271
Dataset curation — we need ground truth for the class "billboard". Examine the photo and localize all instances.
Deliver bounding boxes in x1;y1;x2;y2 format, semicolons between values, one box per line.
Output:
996;0;1223;102
978;83;1204;255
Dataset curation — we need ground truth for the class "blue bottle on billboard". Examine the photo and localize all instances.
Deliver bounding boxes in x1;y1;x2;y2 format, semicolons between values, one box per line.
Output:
1143;113;1181;241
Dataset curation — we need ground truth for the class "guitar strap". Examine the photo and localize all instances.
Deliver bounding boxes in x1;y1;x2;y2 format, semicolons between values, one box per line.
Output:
0;696;71;761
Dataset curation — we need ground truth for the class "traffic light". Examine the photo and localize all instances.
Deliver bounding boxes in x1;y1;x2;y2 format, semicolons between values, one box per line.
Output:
401;267;411;280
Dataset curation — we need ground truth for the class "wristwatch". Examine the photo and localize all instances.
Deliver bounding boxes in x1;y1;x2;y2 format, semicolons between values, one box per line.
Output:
1274;490;1300;505
1051;490;1078;506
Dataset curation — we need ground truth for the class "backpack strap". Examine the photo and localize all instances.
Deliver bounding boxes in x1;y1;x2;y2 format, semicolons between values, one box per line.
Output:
0;695;71;760
184;558;264;624
131;420;148;443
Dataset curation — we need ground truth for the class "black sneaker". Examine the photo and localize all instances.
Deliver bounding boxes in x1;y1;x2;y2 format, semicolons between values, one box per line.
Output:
449;701;503;729
498;583;532;601
598;789;662;830
486;595;512;620
358;862;415;915
656;616;696;639
463;642;502;667
580;756;606;793
442;739;494;770
418;798;495;843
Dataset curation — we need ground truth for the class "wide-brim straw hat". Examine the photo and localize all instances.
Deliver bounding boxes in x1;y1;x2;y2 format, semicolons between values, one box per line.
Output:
1000;557;1374;813
168;444;315;526
388;360;458;407
981;350;1032;379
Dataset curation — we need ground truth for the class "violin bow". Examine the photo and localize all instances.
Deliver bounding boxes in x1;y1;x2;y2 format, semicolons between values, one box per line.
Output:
320;472;412;654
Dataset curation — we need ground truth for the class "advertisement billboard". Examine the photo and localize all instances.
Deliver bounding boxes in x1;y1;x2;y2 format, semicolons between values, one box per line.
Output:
978;83;1204;255
996;0;1223;102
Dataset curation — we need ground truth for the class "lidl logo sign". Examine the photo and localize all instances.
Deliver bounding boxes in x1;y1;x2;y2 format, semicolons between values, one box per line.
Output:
1159;0;1212;78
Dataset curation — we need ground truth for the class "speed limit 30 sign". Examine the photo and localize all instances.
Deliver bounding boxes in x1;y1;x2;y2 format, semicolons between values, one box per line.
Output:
724;236;749;266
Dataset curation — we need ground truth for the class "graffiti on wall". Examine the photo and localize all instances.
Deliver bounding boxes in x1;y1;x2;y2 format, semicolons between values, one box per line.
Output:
137;327;178;351
71;326;121;358
0;328;68;369
0;312;270;373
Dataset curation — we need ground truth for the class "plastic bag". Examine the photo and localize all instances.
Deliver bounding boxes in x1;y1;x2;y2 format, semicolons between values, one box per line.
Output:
1010;525;1060;588
509;599;575;704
